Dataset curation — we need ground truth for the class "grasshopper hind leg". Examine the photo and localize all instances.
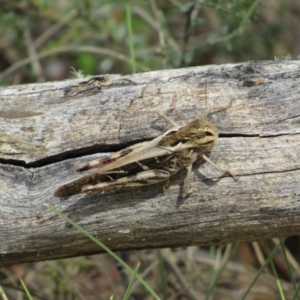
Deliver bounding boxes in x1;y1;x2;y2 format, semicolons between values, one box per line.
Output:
81;170;171;194
201;154;238;181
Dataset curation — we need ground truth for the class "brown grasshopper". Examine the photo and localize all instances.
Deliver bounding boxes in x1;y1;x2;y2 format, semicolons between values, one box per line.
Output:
54;85;237;198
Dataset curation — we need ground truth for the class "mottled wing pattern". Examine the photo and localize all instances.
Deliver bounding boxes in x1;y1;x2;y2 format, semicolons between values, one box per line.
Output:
54;152;179;197
75;142;145;172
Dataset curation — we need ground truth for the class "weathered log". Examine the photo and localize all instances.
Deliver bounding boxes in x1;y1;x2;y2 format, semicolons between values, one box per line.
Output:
1;61;300;266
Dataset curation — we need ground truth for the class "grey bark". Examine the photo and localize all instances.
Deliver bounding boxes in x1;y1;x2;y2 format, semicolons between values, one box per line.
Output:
1;61;300;267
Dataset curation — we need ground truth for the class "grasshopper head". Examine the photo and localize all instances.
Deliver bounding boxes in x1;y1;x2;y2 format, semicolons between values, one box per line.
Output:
188;118;218;150
159;118;218;151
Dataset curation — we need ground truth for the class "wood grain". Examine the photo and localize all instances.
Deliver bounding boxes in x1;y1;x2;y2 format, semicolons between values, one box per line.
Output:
1;61;300;266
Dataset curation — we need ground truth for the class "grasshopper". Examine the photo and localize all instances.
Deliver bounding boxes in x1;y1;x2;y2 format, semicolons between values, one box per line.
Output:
54;84;237;198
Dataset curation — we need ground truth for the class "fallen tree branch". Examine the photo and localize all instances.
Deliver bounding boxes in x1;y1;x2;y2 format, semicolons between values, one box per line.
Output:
1;61;300;266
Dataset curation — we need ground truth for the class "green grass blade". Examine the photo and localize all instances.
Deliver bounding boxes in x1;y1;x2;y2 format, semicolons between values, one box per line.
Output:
45;204;160;300
123;262;141;300
262;241;286;300
279;238;299;299
205;243;239;300
0;284;8;300
157;249;167;300
125;0;136;73
20;279;33;300
240;243;281;300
